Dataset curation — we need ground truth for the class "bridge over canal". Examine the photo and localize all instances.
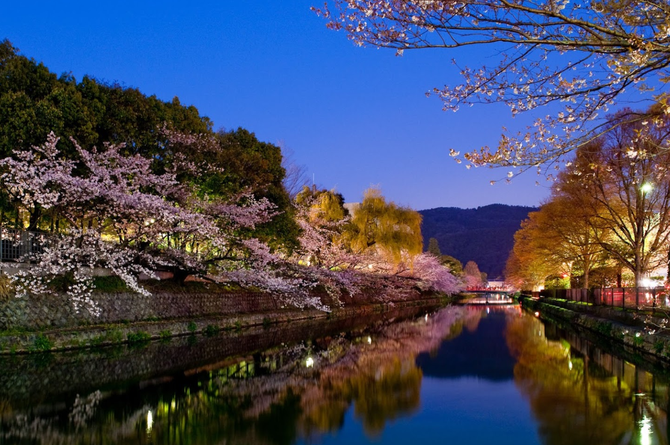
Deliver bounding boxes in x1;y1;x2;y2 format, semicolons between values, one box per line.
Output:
460;289;515;305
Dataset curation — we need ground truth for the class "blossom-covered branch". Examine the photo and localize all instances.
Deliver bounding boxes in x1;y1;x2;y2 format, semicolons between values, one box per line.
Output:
315;1;670;174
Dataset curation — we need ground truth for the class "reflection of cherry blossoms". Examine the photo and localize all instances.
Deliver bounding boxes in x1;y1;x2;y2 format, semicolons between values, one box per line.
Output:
216;307;472;438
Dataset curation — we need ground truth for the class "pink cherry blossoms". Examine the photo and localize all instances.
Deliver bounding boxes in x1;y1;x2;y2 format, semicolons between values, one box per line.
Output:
0;132;283;315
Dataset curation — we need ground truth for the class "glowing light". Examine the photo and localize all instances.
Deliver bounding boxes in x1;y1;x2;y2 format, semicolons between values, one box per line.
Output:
486;307;490;314
568;361;573;370
534;311;540;317
641;183;653;194
171;400;176;409
367;336;372;344
640;415;652;445
147;410;153;432
306;357;314;368
641;277;655;288
636;332;641;338
425;314;428;322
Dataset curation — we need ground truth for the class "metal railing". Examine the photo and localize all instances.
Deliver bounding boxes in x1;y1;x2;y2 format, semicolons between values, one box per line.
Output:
540;287;670;310
0;228;48;261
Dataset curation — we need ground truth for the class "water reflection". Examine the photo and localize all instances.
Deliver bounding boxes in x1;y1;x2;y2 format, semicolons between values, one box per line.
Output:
507;309;669;445
0;307;471;444
417;306;516;381
2;305;670;444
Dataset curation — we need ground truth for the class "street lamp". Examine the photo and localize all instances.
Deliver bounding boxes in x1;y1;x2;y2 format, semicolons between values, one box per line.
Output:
641;183;653;194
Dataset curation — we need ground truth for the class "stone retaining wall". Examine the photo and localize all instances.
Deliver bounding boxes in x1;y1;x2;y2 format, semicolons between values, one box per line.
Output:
0;290;280;330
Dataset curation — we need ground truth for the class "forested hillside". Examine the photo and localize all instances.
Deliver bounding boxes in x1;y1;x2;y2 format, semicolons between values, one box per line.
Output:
419;204;536;279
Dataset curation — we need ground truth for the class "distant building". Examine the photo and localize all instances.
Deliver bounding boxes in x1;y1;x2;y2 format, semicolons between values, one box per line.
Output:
343;202;359;215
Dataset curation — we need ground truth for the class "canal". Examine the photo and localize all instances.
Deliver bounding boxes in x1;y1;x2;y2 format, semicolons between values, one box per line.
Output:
0;304;668;444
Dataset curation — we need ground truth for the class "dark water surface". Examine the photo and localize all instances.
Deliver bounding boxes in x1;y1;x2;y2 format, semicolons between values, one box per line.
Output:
1;305;669;444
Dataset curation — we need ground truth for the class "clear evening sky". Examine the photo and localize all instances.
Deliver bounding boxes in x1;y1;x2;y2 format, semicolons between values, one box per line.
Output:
1;1;550;210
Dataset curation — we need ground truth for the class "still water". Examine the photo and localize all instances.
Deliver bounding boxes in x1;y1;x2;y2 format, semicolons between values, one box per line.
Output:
0;305;668;444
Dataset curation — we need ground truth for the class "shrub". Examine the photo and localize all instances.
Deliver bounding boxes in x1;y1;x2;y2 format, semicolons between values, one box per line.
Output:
92;276;128;292
127;331;151;343
204;325;219;336
654;340;665;354
32;334;53;352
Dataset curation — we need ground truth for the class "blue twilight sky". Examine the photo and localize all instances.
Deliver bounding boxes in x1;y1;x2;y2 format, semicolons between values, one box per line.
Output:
0;0;551;210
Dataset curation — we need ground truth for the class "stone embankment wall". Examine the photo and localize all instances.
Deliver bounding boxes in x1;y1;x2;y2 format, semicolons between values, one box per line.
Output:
0;290;281;331
0;276;433;331
0;277;448;354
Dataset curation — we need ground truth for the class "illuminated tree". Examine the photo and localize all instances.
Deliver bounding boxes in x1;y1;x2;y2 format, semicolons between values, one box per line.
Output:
0;133;325;312
520;197;607;289
315;1;670;174
343;187;423;271
463;260;484;287
427;237;441;257
506;216;560;291
293;185;354;269
565;107;670;287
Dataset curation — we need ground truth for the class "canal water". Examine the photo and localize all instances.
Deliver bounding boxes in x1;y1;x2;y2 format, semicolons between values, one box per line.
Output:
1;304;668;444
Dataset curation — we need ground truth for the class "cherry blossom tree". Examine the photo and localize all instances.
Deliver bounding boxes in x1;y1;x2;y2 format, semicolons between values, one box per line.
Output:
0;133;283;313
292;186;358;269
314;1;670;175
411;252;461;294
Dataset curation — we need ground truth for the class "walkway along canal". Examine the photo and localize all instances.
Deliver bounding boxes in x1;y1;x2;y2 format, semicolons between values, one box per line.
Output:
2;302;670;444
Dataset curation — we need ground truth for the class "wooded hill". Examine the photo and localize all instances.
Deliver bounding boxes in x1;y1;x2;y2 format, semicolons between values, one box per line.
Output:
419;204;537;280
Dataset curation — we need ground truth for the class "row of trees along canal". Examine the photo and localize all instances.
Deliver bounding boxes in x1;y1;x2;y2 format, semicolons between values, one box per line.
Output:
0;40;460;315
507;106;670;291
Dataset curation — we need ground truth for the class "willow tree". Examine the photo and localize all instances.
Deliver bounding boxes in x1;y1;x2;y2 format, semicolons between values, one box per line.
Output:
344;187;422;271
315;1;670;174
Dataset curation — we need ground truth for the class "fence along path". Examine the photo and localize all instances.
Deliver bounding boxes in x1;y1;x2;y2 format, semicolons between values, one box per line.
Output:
539;287;670;311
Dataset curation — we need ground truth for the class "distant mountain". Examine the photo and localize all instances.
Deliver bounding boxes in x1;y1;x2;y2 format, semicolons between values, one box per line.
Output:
419;204;537;280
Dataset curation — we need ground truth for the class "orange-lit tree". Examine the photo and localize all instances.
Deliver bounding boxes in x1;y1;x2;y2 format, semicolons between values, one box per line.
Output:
564;107;670;287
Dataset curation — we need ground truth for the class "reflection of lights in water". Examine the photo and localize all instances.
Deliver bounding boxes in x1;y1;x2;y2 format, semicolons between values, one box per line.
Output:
486;307;490;314
568;361;573;370
306;357;314;368
171;400;176;409
147;410;153;432
367;336;372;344
425;314;428;322
538;330;542;337
640;415;652;445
